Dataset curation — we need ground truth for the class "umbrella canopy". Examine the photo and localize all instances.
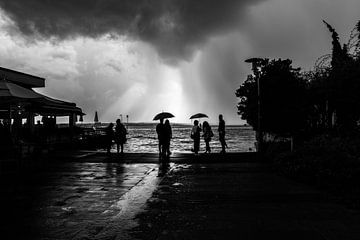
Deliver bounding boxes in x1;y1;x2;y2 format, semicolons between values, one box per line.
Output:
190;113;208;119
0;80;43;99
0;78;85;117
0;79;46;109
153;112;174;120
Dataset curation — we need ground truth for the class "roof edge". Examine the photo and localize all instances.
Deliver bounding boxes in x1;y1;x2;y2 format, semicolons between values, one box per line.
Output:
0;67;45;88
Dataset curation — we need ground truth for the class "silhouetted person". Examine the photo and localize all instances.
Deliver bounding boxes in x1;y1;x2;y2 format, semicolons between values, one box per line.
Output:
191;120;201;154
105;122;114;155
163;119;172;157
202;121;213;153
218;114;227;154
156;119;165;156
115;119;127;154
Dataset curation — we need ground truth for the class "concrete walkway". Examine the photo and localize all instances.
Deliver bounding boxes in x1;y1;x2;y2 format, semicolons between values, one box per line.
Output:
133;162;360;240
0;157;160;239
0;152;359;239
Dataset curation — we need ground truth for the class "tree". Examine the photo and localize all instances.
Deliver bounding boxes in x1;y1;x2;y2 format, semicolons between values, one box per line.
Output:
236;58;308;137
313;20;360;132
236;73;258;128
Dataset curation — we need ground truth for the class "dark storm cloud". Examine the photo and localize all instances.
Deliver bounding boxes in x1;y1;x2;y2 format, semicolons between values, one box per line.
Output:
0;0;264;62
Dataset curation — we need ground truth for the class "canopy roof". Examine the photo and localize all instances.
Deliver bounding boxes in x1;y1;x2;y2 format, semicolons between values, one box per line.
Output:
0;67;45;88
0;80;44;99
29;96;84;116
0;79;84;116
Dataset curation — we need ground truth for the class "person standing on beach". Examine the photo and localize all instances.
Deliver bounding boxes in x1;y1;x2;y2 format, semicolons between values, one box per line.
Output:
163;119;172;157
115;119;127;154
156;119;165;156
191;120;201;154
218;114;227;154
105;122;114;155
202;121;213;153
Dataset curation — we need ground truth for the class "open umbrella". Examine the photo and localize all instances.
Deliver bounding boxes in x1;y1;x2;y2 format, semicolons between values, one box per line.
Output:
190;113;208;119
153;112;174;120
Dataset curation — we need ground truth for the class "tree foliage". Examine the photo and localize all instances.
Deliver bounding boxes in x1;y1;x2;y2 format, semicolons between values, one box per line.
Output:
236;19;360;136
236;58;308;136
319;20;360;131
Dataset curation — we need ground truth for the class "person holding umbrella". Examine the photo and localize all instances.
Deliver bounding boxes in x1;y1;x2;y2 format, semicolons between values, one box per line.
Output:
163;119;172;157
189;113;209;155
156;118;165;156
191;120;201;155
153;112;175;157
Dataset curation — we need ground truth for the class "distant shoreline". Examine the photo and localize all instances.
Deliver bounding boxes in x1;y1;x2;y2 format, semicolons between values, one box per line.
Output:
66;122;250;128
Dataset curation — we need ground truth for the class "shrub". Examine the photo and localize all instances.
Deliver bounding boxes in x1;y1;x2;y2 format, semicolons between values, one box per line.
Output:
273;134;360;201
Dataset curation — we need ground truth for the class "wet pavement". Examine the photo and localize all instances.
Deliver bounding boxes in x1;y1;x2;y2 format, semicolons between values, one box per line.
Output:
0;155;166;240
133;162;360;240
1;152;360;239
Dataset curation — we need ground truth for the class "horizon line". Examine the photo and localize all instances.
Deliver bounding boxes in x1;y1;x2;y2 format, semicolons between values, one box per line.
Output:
72;121;249;126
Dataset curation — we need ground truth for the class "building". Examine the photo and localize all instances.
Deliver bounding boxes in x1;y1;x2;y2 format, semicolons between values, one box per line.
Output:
0;67;84;155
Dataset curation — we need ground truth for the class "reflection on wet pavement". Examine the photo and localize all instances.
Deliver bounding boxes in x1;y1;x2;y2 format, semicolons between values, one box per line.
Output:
0;162;169;239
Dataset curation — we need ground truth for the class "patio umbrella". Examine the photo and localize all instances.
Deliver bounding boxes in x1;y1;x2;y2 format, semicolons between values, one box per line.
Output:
190;113;208;119
153;112;175;120
0;79;44;100
0;79;44;117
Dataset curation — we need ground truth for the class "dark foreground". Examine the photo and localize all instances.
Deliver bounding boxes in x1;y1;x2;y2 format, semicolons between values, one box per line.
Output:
0;152;359;239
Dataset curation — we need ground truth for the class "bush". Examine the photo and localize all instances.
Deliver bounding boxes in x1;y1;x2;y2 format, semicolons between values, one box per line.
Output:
272;134;360;207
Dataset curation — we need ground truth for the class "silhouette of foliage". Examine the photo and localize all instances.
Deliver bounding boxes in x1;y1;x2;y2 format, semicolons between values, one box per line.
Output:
236;73;258;128
302;69;331;132
236;58;308;136
348;21;360;57
322;20;345;69
319;20;360;131
238;20;360;137
256;20;360;206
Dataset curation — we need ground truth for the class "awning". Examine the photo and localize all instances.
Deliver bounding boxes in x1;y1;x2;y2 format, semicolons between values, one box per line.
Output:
28;101;84;116
29;94;84;116
0;66;45;88
0;79;84;116
0;80;44;99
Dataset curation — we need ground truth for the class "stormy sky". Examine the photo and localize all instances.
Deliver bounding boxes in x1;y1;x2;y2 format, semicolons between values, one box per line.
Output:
0;0;359;124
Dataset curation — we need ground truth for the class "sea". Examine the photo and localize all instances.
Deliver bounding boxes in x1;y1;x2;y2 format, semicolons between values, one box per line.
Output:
78;123;256;153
